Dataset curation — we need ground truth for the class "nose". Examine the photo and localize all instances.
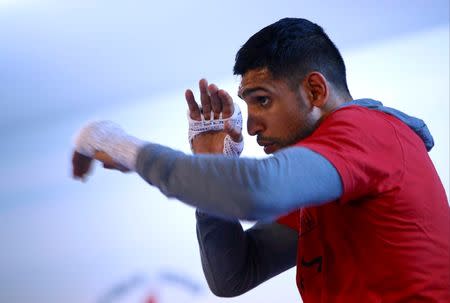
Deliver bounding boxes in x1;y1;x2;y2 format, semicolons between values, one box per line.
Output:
247;113;264;136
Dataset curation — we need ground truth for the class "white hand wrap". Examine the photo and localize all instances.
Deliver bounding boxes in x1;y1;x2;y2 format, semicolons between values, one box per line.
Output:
74;120;144;171
187;103;244;156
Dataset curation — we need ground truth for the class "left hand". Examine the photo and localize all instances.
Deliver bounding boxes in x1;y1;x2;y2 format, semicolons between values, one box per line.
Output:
185;79;242;154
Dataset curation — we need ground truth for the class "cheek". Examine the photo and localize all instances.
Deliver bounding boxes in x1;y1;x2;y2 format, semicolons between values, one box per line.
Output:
279;111;310;142
265;110;295;137
282;107;303;127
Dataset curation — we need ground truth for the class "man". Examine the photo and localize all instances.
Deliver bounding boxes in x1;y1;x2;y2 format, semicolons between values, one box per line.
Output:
72;18;449;302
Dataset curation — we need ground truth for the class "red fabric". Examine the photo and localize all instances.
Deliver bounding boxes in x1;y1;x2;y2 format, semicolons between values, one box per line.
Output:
278;106;450;303
277;209;300;230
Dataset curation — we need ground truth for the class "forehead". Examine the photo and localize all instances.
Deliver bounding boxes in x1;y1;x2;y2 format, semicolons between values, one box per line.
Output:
238;68;292;99
239;68;273;94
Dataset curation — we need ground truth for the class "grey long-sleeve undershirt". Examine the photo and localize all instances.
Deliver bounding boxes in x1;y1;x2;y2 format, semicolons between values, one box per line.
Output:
136;144;343;221
135;143;343;296
195;211;298;297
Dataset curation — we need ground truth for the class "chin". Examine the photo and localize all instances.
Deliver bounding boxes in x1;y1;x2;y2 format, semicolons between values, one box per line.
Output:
264;144;284;154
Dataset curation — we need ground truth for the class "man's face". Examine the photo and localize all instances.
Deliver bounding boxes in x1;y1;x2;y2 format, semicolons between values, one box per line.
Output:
238;68;319;154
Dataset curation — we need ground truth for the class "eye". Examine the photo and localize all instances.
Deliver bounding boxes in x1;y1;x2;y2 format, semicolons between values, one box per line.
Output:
256;96;270;107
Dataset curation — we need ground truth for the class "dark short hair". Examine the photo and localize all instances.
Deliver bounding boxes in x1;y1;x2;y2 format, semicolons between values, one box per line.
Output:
234;18;350;94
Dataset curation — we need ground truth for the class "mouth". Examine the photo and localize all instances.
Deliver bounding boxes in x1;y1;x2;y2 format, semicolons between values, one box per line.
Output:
258;140;277;154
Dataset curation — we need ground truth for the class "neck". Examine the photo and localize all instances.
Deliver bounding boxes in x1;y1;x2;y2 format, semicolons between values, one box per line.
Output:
317;92;353;123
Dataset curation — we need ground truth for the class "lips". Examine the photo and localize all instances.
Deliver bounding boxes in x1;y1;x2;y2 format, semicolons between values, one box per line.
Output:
257;140;277;154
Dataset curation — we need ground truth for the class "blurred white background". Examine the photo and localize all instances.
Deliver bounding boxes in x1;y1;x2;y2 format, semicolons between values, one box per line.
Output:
0;1;448;302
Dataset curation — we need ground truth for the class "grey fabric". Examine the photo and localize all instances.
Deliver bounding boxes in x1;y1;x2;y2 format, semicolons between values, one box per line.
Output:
136;144;343;221
136;143;333;296
196;210;298;297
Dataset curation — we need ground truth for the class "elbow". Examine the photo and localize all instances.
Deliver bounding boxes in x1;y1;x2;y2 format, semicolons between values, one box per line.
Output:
202;264;250;298
207;281;247;298
231;196;261;221
209;287;237;298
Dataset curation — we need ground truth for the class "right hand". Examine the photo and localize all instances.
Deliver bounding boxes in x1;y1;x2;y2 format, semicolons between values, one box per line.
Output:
185;79;242;155
72;150;130;180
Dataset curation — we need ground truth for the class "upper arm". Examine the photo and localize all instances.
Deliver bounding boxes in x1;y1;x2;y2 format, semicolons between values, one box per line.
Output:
298;107;405;204
251;146;343;219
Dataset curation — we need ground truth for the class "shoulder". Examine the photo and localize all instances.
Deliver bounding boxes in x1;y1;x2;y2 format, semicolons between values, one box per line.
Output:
303;104;406;146
296;105;406;203
320;105;390;131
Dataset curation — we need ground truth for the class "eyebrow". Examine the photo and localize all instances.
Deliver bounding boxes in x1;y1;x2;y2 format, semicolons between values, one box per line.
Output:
238;86;271;99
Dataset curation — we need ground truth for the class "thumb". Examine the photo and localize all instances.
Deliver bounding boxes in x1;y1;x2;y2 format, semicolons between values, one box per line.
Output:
224;120;243;143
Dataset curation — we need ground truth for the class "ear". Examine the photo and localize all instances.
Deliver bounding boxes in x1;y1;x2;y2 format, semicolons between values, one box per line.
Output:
302;72;329;108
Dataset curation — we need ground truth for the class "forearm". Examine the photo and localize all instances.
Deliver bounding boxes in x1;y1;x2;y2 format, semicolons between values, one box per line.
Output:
136;143;342;220
195;210;297;297
196;211;250;297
